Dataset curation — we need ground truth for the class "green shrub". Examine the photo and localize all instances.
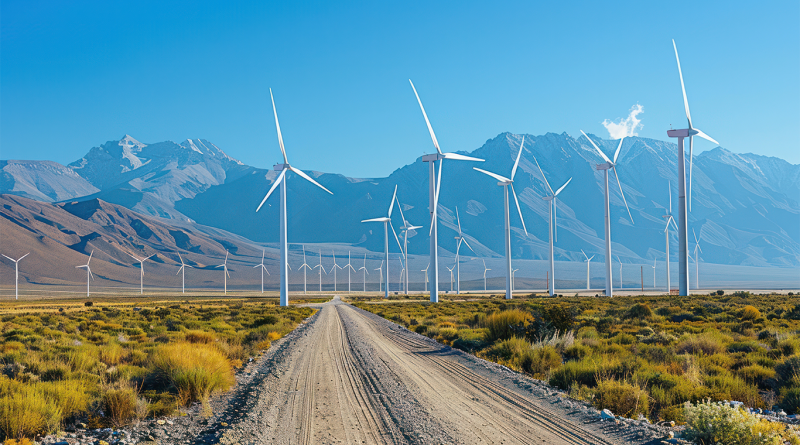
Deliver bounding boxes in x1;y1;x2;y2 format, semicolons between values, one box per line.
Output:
593;379;649;418
625;303;653;320
151;342;235;409
676;333;725;355
741;305;762;321
102;387;140;426
484;310;531;342
520;346;562;378
549;359;598;389
683;400;788;445
183;330;216;344
0;380;61;440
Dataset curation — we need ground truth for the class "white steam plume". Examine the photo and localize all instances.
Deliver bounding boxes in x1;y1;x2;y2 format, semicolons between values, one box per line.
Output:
602;104;644;139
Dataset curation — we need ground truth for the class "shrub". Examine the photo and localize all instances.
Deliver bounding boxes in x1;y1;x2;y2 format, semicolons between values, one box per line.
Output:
593;379;649;418
84;301;93;307
183;330;216;344
99;342;125;366
267;331;282;342
676;333;725;355
150;342;235;409
484;337;530;365
683;400;789;445
0;383;61;440
716;290;725;296
625;303;653;320
521;346;561;378
741;305;762;321
102;387;140;427
549;359;598;389
484;310;531;342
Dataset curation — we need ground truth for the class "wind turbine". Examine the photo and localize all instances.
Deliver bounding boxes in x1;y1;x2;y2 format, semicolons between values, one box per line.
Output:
358;253;369;292
581;249;594;290
471;258;491;292
330;251;342;292
667;40;719;297
410;80;484;303
298;247;312;294
581;131;634;297
394;194;422;295
511;269;519;294
453;207;476;295
314;250;326;292
128;252;154;295
253;249;270;293
693;229;703;290
2;252;29;300
531;153;572;296
374;260;384;293
77;250;94;297
422;263;429;292
216;251;231;294
177;253;192;294
652;259;657;289
663;181;678;293
361;185;403;298
256;89;333;307
616;255;623;290
446;264;455;292
473;136;529;299
343;251;356;293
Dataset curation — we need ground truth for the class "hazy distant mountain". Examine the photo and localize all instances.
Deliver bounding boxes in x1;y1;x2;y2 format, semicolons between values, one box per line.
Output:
2;132;798;268
0;160;99;202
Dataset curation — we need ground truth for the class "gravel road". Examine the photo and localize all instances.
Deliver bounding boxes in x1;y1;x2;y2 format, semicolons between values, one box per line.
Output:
186;296;666;445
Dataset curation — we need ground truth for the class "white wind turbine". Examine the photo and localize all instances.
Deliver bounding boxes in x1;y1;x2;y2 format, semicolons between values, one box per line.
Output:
652;259;657;289
2;252;29;300
216;251;231;294
299;246;312;294
422;263;429;292
256;89;333;307
77;250;94;297
394;194;422;295
358;253;369;292
330;251;342;292
580;131;634;298
314;250;326;292
511;268;519;293
128;252;154;295
361;185;403;298
473;136;529;299
531;153;572;296
667;40;720;297
375;260;384;292
693;229;703;290
398;254;405;293
471;258;491;292
176;253;192;294
616;255;624;290
662;181;678;293
253;249;270;293
453;207;476;295
344;251;356;293
581;249;594;290
410;80;484;303
446;264;455;292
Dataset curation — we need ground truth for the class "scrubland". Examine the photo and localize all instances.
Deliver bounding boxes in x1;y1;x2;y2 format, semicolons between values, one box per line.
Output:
353;292;800;426
0;297;316;440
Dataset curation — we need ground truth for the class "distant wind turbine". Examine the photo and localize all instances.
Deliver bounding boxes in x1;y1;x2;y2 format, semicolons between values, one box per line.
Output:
453;207;475;294
176;253;192;294
652;259;657;289
330;251;342;292
358;253;369;292
77;250;94;297
394;194;422;295
617;255;623;290
253;249;270;293
375;260;384;293
344;251;356;293
662;181;678;293
511;269;519;294
693;229;703;290
2;252;29;300
422;263;429;292
473;136;528;299
581;131;634;297
471;258;491;292
362;185;403;298
581;249;594;291
299;246;312;294
410;80;484;303
256;89;333;306
531;152;572;296
314;250;326;292
446;264;455;292
128;252;154;295
216;251;231;294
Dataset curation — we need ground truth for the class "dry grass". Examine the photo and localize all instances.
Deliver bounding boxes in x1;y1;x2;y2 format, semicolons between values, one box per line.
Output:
151;342;235;410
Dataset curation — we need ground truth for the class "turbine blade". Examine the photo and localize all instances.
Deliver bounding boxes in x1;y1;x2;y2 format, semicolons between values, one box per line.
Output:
672;40;693;129
693;128;719;145
668;180;672;214
1;254;13;262
456;206;462;235
693;228;699;244
462;237;475;254
288;166;333;194
554;177;572;196
613;137;625;163
408;79;441;154
442;152;484;162
510;183;528;236
664;218;671;232
689;135;693;212
395;195;407;226
430;160;443;235
554;198;558;242
473;167;510;183
88;268;94;280
19;253;29;261
531;153;553;195
270;88;289;164
257;169;286;212
88;250;94;263
581;249;588;260
362;217;389;223
580;130;612;164
389;221;403;252
511;135;525;180
144;254;154;261
388;185;397;217
671;216;679;232
612;166;634;224
177;266;183;275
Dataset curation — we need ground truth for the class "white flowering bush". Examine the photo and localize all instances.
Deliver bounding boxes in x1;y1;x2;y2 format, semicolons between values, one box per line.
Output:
683;400;798;445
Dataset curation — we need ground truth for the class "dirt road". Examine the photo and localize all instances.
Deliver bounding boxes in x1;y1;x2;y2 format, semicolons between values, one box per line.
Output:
204;297;656;444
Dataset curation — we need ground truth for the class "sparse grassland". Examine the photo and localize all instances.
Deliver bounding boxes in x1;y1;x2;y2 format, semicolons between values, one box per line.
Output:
353;292;800;424
0;297;316;440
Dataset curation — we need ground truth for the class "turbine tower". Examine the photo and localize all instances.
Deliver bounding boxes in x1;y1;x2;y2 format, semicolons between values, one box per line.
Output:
422;263;429;292
256;89;333;307
2;252;29;300
314;250;326;292
581;250;594;290
375;260;384;292
580;131;634;297
128;252;154;295
693;229;703;290
330;251;342;292
216;251;231;294
667;40;719;297
446;264;455;292
453;207;476;294
253;249;270;293
394;194;422;295
531;153;572;296
77;250;94;297
177;253;192;294
344;251;356;293
361;185;403;298
471;258;491;292
409;80;484;303
358;253;369;292
299;246;312;294
652;259;657;289
662;182;678;293
473;136;529;299
511;269;519;293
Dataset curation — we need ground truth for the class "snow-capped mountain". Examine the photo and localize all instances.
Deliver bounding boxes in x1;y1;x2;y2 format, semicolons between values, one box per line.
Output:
0;160;99;202
2;132;798;268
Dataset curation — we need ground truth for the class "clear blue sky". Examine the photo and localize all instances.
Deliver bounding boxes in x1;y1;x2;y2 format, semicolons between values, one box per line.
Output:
1;0;798;177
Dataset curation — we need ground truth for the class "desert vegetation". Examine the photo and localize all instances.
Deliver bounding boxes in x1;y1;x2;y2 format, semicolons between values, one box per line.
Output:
0;297;315;440
354;292;800;425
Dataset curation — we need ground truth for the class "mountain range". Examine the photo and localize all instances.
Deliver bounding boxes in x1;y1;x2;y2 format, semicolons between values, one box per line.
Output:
2;132;798;270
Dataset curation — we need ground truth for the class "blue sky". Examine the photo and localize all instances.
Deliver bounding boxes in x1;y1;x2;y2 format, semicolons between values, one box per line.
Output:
1;0;798;177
